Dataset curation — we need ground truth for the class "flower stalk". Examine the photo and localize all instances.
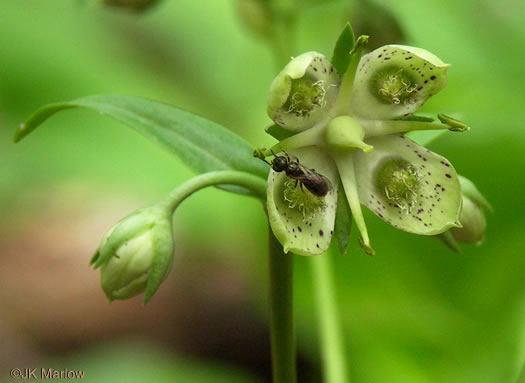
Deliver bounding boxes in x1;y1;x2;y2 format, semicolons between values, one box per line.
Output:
311;247;350;383
269;227;297;383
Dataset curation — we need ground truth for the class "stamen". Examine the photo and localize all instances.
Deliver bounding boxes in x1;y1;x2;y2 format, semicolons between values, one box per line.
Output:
376;158;422;214
283;179;327;221
284;77;328;118
377;69;417;105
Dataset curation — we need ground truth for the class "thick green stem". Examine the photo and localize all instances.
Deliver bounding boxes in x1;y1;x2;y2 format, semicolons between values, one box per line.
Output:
159;170;267;213
269;228;297;383
311;248;350;383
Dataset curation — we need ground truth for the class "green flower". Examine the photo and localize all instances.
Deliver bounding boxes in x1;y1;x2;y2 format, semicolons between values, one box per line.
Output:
260;38;468;256
91;205;174;303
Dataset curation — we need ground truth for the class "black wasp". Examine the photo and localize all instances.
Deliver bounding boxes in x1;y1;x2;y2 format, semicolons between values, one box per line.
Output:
263;151;333;197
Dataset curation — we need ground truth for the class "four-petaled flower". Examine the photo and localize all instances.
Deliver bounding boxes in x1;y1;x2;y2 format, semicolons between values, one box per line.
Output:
259;37;468;256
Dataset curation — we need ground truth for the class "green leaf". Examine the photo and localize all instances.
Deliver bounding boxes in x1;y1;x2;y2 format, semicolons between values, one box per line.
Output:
15;95;269;194
265;124;296;141
333;183;352;255
405;129;448;147
330;23;355;77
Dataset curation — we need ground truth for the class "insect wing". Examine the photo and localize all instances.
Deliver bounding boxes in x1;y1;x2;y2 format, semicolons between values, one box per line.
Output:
295;164;322;183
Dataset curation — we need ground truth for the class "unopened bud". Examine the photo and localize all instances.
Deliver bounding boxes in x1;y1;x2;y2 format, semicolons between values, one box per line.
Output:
450;196;486;245
91;205;174;303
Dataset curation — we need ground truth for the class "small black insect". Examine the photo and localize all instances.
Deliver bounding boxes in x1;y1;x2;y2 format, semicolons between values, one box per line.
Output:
263;151;333;197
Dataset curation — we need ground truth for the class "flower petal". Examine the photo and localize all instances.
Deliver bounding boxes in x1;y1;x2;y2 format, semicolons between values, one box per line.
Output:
349;45;449;120
352;134;462;235
267;147;338;255
267;52;340;132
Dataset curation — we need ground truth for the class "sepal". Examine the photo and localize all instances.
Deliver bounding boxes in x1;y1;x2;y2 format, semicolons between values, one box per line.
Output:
94;205;174;303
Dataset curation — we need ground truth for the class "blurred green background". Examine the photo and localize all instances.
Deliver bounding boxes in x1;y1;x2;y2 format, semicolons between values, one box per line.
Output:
1;0;524;382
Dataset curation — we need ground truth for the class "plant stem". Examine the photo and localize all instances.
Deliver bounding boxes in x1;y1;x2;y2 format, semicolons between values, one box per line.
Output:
268;227;297;383
158;170;267;213
311;247;350;383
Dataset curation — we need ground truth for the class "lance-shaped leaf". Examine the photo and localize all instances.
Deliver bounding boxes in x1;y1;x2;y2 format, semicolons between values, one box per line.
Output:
15;94;269;195
333;183;352;256
331;23;355;77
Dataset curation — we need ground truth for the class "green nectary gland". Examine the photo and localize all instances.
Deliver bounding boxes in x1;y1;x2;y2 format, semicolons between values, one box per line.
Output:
283;75;327;118
370;65;417;105
375;157;421;213
283;178;326;221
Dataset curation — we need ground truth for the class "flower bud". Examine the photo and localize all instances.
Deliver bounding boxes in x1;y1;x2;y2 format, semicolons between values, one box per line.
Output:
450;196;487;245
91;206;174;303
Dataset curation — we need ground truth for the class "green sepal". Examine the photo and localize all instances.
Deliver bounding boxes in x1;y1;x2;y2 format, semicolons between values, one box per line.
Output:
144;213;175;304
333;183;352;256
437;230;462;254
330;23;356;77
94;208;156;269
265;124;296;141
90;250;100;266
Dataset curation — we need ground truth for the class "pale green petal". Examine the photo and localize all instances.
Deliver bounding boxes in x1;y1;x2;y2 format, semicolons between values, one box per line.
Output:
267;52;340;132
349;45;449;120
267;147;338;255
352;134;462;235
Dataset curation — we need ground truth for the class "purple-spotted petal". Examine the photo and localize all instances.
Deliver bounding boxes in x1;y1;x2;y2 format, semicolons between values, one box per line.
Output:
267;52;339;132
267;147;338;255
349;45;449;120
352;134;462;235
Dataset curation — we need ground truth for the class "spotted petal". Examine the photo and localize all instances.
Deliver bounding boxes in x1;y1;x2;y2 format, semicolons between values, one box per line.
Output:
352;134;461;235
267;52;340;132
267;147;338;255
349;45;449;120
